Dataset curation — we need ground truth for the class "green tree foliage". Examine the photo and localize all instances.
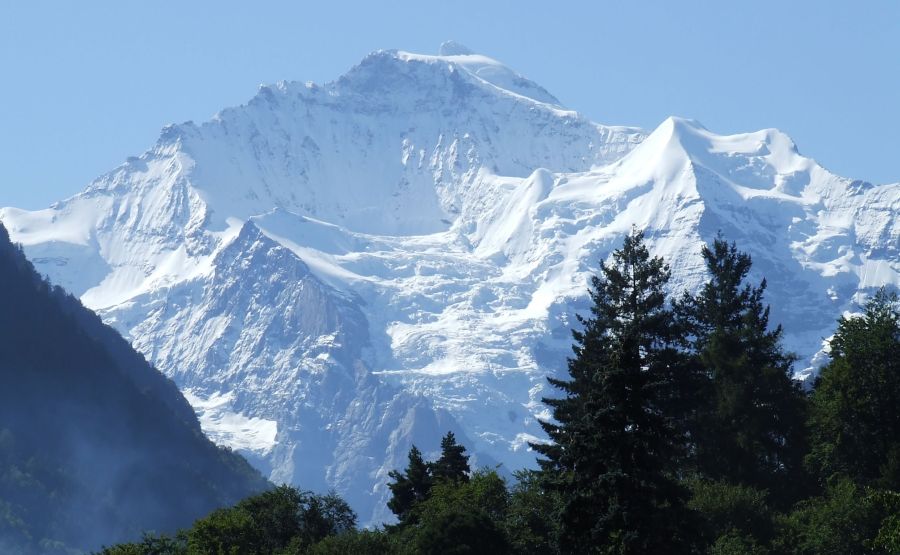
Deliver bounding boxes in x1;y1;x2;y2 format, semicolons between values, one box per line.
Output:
187;508;256;554
505;470;562;554
380;435;524;553
415;509;510;555
708;529;769;555
386;432;473;530
532;228;699;553
416;468;509;526
874;515;900;553
432;431;471;483
687;479;774;551
387;468;513;554
675;237;808;503
869;490;900;553
386;445;433;523
97;485;357;555
807;289;900;489
186;485;356;554
304;529;393;554
97;533;187;555
773;477;889;555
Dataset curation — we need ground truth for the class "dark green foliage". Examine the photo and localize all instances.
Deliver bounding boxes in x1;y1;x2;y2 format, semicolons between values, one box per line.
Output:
869;490;900;552
386;445;433;523
304;529;393;554
505;470;561;554
874;512;900;552
675;237;808;504
773;477;888;555
0;223;267;554
432;431;471;483
687;479;774;550
386;469;513;554
97;533;187;555
415;509;510;555
807;289;900;489
188;506;256;554
789;289;900;554
98;485;357;555
708;529;769;555
187;485;356;554
386;432;473;530
416;468;509;526
532;228;699;553
381;435;528;553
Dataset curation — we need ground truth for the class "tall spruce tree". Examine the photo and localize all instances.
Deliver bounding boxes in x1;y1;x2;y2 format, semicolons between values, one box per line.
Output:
675;238;808;504
532;229;698;554
387;445;433;523
807;289;900;489
432;431;471;483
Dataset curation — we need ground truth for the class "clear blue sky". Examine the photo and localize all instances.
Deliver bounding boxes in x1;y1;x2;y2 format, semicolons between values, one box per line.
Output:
1;1;897;209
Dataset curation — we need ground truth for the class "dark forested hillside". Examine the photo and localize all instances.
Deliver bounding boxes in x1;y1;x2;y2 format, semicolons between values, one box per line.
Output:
0;223;268;553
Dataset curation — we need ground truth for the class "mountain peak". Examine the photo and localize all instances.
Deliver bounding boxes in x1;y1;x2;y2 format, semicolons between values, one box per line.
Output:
661;116;708;134
381;47;561;106
617;115;815;187
439;40;475;56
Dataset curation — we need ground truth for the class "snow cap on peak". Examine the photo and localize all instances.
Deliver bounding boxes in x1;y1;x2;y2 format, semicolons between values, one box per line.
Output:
439;41;475;56
659;116;708;135
633;116;709;156
618;115;817;194
653;116;803;164
642;117;711;155
347;46;561;107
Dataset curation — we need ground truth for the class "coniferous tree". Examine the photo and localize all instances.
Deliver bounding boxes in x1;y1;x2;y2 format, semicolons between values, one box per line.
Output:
386;445;433;523
675;237;808;503
432;431;471;483
807;289;900;489
532;228;698;554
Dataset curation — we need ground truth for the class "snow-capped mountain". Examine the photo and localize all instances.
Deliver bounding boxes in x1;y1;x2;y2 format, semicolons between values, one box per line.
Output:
1;42;897;523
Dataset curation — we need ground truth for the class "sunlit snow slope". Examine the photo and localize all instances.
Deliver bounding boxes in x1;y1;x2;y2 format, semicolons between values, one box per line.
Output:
2;43;897;524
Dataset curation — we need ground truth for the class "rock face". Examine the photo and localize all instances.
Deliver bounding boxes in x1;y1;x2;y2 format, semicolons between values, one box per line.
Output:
1;44;897;524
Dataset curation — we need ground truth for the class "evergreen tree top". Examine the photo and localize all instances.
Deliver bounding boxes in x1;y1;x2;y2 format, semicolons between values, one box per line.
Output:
433;431;471;483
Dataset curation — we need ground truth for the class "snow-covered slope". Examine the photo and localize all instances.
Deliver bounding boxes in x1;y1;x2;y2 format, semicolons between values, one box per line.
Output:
1;43;897;523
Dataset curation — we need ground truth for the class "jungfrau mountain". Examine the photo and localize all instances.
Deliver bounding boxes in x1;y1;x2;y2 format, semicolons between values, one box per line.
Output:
1;42;897;524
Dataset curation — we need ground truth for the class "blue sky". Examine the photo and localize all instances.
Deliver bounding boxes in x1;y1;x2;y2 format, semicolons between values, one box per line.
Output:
1;1;897;209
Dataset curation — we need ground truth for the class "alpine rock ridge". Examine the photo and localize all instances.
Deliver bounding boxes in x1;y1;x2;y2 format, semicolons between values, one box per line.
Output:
1;43;897;524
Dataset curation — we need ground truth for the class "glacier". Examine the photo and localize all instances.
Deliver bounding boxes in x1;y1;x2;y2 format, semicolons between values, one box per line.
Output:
1;43;897;524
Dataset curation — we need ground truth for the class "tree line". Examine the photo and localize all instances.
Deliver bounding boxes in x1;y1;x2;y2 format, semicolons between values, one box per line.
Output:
99;230;900;554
